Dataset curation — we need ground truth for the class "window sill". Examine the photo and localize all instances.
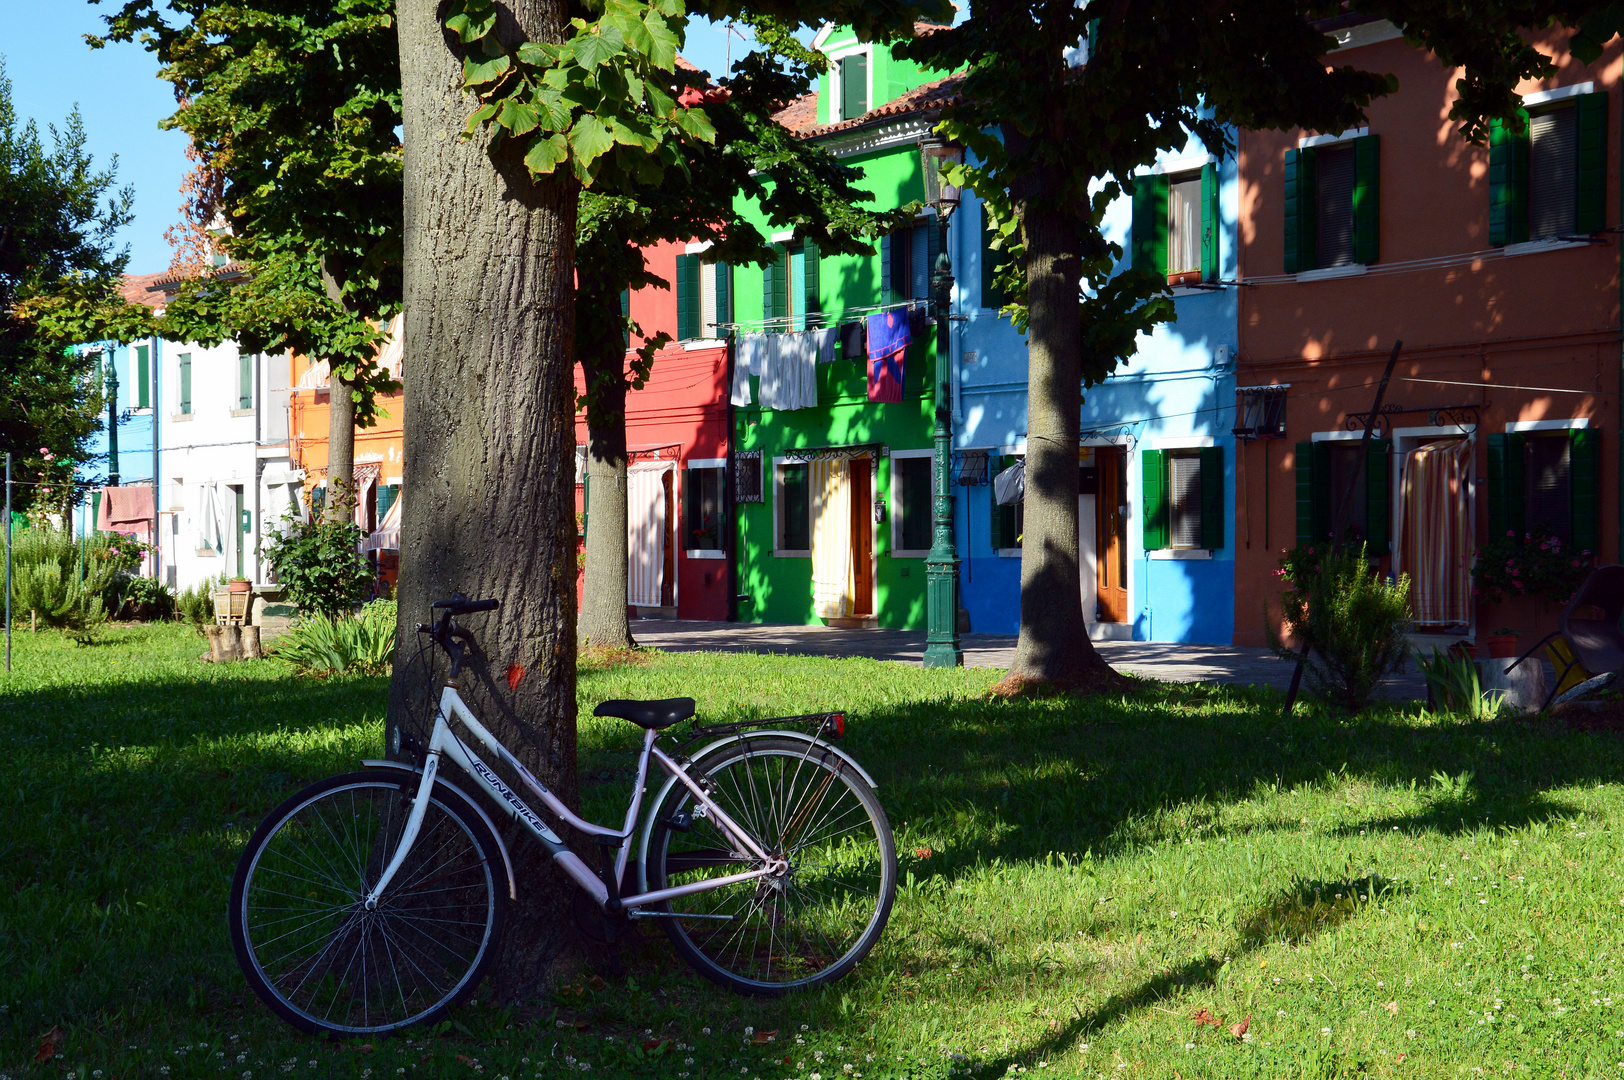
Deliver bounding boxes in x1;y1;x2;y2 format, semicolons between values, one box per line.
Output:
131;407;153;416
230;408;255;417
997;547;1022;558
683;338;727;351
685;549;725;560
1148;548;1214;560
172;413;194;422
1502;238;1590;258
892;549;930;559
1169;285;1219;298
1295;263;1366;282
773;549;810;558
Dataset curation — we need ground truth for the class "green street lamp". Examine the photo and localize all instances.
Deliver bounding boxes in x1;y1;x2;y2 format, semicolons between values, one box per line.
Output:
919;136;963;669
104;349;120;488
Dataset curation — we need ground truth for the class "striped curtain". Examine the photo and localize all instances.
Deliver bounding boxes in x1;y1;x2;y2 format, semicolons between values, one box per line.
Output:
1398;438;1474;626
627;463;669;608
811;458;852;619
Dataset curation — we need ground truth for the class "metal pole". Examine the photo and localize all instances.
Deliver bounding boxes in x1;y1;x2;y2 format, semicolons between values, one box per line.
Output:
923;210;963;668
152;336;161;581
5;452;11;672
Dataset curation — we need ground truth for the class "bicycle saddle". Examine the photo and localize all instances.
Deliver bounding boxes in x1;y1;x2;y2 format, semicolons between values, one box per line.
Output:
592;697;695;730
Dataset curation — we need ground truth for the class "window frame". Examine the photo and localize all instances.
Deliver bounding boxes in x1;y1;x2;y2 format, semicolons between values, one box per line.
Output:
826;44;873;123
1165;450;1205;550
889;448;935;558
773;458;811;558
684;458;728;559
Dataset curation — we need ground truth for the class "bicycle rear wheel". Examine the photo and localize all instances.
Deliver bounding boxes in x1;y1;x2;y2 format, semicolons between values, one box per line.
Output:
645;736;897;994
229;770;507;1035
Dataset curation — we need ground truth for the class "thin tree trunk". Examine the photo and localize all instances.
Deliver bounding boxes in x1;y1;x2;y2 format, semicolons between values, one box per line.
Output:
325;371;356;524
1005;148;1121;694
392;0;581;1002
576;274;635;648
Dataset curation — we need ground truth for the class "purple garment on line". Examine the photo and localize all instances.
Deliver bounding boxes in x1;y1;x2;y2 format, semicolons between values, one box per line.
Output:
866;310;911;404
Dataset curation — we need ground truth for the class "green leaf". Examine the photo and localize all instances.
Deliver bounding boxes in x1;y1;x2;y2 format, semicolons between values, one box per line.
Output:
517;41;557;66
673;106;716;144
499;100;540;136
642;10;678;70
463;101;500;135
462;53;510;87
522;133;569;176
569;117;614;168
643;80;675;118
573;22;625;69
533;89;572;131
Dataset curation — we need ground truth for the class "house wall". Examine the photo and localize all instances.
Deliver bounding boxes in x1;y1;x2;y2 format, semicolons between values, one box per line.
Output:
74;339;159;570
1234;27;1623;646
814;30;939;127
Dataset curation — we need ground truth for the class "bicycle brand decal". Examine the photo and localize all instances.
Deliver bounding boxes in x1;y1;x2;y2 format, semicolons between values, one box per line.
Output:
466;753;564;844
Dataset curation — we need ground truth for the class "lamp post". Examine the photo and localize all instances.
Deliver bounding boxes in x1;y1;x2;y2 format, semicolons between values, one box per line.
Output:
919;136;963;669
104;348;120;488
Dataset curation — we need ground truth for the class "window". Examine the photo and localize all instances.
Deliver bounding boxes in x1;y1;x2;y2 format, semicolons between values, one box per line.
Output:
683;466;725;552
776;462;810;554
377;483;400;523
1490;92;1607;245
170;477;184;511
1294;439;1390;552
1132;164;1219;284
134;344;150;409
178;352;192;415
734;450;764;503
1488;427;1600;552
1284;134;1379;273
883;222;937;302
238;351;254;410
892;452;933;556
1233;386;1288;440
836;51;868;121
763;244;820;328
1142;446;1225;551
676;255;731;340
990;453;1023;551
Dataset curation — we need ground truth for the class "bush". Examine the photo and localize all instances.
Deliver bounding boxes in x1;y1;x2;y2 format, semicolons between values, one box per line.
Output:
1474;526;1592;606
176;573;227;628
117;576;175;621
276;598;397;676
6;526;143;641
1415;647;1506;720
262;514;371;619
1268;544;1413;714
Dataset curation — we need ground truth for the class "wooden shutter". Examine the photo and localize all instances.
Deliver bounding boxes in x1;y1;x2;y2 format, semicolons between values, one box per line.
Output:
1198;445;1224;550
620;288;631;347
1352;134;1380;265
582;470;590;537
891;226;914;301
982;211;1005;309
1489;113;1531;246
179;353;192;414
772;246;788;321
1200;163;1219;282
1365;438;1391;554
1141;448;1168;550
840;52;868;120
1085;17;1099;59
239;351;253;409
1284;147;1317;273
135;345;150;409
1487;432;1528;540
1576;92;1609;234
803;242;820;318
676;253;700;340
1571;426;1600;553
1130;175;1168;278
880;232;892;304
1294;441;1316;546
1486;432;1507;538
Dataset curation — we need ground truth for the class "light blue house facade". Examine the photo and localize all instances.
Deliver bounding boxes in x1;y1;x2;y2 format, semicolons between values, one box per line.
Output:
952;133;1239;643
72;335;162;535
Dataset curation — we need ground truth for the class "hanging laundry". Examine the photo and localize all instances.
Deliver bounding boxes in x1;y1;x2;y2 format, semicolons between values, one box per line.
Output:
839;321;866;365
760;333;817;410
731;333;768;407
812;327;839;364
866;309;912;404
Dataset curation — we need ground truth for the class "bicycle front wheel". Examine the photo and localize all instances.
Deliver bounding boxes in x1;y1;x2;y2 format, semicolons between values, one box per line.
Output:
229;770;507;1035
646;736;897;994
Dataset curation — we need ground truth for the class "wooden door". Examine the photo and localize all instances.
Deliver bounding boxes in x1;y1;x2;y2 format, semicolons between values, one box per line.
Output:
849;458;873;616
1096;447;1128;623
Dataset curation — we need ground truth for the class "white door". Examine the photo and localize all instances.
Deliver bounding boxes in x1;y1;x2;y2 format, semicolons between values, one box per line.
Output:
627;463;670;607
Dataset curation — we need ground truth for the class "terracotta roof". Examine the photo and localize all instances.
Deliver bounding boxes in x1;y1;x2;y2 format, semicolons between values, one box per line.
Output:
796;72;965;141
120;272;170;309
151;260;249;294
771;92;820;134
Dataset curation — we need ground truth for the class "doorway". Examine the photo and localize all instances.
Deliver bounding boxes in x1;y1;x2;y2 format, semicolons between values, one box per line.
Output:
231;484;246;579
1095;446;1129;624
1395;435;1474;632
849;457;873;616
627;462;675;609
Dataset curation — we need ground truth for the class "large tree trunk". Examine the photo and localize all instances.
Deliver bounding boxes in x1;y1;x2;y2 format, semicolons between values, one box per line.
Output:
576;279;635;649
392;0;582;1002
1005;149;1120;694
325;371;356;524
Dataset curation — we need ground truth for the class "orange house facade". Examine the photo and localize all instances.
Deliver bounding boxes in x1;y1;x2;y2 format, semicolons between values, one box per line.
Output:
575;238;732;622
1234;19;1623;647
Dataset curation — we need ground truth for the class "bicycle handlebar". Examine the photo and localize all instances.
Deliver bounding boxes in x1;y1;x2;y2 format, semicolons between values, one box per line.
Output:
431;595;501;616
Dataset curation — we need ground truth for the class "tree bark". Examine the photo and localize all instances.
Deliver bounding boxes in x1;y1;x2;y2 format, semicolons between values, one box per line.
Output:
392;0;582;1002
1005;145;1121;693
325;371;357;524
576;277;635;649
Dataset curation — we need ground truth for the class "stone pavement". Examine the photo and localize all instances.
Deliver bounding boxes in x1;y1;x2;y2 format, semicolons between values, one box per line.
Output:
628;619;1431;700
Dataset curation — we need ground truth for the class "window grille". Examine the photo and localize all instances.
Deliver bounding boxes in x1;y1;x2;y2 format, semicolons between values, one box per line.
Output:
1234;386;1288;440
734;450;763;503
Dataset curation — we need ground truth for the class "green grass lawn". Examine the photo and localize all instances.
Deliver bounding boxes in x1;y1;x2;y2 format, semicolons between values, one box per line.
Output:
6;623;1624;1079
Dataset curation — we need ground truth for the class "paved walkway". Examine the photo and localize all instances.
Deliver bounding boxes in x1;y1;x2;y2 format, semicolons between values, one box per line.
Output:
629;619;1431;700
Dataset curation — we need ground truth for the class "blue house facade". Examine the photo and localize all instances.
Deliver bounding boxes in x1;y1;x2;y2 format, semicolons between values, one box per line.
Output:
953;133;1239;643
72;335;162;534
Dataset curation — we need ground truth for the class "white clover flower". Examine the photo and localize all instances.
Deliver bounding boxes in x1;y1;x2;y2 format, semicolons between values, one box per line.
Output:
702;1028;711;1036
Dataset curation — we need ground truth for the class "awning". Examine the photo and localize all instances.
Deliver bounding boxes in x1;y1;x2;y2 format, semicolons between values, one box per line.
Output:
362;492;401;552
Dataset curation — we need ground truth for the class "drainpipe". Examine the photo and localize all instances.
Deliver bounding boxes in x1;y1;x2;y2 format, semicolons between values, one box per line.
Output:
151;336;160;580
725;331;738;622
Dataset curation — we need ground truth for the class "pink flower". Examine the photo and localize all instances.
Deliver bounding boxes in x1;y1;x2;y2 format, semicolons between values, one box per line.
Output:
1573;559;1581;568
1507;530;1516;537
37;447;48;455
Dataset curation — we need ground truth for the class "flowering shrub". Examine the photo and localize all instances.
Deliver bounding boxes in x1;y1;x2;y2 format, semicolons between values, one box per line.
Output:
1474;528;1592;606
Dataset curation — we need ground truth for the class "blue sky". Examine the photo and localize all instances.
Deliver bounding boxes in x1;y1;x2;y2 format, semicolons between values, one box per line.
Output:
0;5;786;278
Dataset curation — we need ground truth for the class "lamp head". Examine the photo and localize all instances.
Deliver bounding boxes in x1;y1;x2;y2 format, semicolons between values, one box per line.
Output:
918;137;964;216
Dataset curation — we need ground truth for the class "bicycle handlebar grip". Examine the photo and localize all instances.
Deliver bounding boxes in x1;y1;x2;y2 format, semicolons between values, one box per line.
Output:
431;595;501;615
461;598;500;613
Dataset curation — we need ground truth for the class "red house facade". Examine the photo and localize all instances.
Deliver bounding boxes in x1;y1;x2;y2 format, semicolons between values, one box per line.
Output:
575;237;733;622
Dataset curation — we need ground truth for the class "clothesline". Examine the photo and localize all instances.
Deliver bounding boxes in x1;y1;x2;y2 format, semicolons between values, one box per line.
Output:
713;298;928;333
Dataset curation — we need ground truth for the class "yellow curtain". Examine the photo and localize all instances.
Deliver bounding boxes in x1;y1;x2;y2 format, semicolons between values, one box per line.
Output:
811;458;852;618
1398;438;1473;626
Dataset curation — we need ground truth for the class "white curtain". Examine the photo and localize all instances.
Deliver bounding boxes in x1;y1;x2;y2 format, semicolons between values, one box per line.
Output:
627;463;669;607
811;458;853;619
1396;438;1474;627
195;483;224;556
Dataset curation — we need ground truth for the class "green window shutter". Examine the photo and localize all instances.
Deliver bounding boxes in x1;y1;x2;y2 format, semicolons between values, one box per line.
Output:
681;468;694;545
840;52;868;120
1311;441;1332;543
179;353;192;414
1570;426;1601;553
1489;113;1530;246
1199;445;1225;551
1130;175;1168;278
1506;432;1527;539
1141;448;1168;550
135;345;150;409
1486;432;1507;538
1085;17;1100;59
771;246;788;321
982;211;1005;310
1284;147;1317;273
1200;162;1219;282
1365;438;1391;553
239;351;253;409
676;253;700;341
1575;92;1609;234
1295;441;1336;546
761;251;776;321
1352;133;1380;265
582;470;590;537
714;262;731;328
620;288;631;348
880;233;892;304
803;242;820;317
889;227;912;301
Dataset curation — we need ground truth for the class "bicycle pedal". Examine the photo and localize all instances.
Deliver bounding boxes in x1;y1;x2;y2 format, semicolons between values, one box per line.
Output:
664;810;692;833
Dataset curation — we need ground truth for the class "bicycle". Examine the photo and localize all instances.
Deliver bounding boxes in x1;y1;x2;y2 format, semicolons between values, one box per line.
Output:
228;594;898;1036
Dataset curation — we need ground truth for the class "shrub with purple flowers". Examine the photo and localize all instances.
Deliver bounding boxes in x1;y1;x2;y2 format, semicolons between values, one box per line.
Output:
1473;528;1592;606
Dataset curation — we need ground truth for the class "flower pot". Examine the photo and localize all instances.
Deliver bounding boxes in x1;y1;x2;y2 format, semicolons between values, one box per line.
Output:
227;578;252;594
1486;634;1520;659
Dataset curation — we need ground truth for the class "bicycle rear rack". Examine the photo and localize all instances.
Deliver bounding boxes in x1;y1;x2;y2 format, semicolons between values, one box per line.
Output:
682;711;846;745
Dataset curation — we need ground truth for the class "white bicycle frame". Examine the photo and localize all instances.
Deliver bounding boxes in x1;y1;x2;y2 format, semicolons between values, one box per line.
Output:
364;685;782;914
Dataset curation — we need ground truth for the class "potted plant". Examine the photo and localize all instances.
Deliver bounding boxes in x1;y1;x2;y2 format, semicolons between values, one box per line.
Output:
228;577;253;594
1486;627;1520;659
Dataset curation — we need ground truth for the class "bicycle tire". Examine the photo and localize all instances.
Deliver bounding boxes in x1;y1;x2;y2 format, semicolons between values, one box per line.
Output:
229;769;507;1035
645;735;897;995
